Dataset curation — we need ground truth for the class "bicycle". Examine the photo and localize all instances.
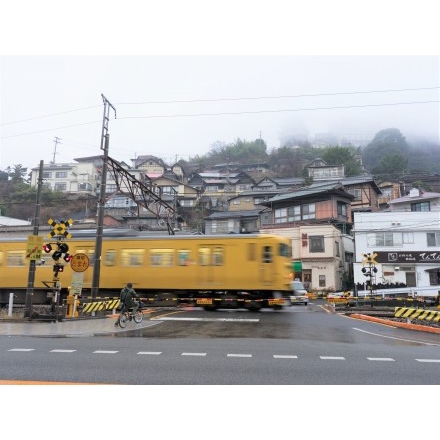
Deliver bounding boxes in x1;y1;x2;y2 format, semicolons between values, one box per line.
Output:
118;307;143;328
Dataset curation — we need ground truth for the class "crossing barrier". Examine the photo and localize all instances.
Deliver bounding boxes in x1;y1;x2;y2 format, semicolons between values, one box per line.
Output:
394;307;440;323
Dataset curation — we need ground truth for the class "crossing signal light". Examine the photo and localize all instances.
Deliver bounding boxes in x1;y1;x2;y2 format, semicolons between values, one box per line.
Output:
43;244;52;253
63;254;73;262
52;250;62;261
53;263;64;275
59;243;69;253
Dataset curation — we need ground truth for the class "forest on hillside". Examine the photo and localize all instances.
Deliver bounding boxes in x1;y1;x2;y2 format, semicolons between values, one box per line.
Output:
0;127;439;222
179;127;440;181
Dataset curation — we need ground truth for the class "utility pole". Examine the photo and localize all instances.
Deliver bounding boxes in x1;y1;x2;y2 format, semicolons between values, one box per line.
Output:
91;94;116;298
51;137;61;164
24;160;44;319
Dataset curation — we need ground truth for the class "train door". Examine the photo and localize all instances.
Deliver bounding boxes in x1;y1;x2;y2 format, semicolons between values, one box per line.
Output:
260;244;274;285
198;245;224;287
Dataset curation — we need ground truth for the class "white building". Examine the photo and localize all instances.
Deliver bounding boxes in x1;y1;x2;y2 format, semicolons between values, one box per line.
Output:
353;211;440;295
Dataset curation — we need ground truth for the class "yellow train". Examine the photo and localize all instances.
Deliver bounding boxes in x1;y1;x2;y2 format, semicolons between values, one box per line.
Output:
0;230;293;311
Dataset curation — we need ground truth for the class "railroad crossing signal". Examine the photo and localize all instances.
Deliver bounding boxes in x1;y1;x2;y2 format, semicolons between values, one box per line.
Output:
46;218;73;239
362;252;378;266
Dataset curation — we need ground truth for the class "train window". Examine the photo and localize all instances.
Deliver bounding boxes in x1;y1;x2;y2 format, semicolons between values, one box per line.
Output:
121;249;144;267
178;250;191;266
0;251;3;266
212;247;224;266
7;251;26;266
150;249;173;267
199;247;211;266
104;250;117;266
263;246;272;263
248;243;256;261
279;243;291;257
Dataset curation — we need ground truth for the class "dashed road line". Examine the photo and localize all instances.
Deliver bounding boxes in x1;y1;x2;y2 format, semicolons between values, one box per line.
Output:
8;348;34;352
3;348;440;364
93;350;118;354
50;349;76;353
320;356;345;360
181;352;207;356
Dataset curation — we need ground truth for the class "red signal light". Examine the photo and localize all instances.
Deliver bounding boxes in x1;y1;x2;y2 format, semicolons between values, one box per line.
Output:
63;254;73;262
43;244;52;253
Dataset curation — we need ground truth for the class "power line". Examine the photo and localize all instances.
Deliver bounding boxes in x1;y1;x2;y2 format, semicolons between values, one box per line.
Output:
114;86;440;106
0;105;102;126
116;100;440;120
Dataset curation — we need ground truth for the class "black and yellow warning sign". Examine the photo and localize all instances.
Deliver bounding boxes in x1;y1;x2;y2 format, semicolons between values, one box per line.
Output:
47;218;73;239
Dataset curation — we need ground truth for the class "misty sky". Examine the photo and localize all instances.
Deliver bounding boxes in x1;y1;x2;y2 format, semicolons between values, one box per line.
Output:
1;55;438;171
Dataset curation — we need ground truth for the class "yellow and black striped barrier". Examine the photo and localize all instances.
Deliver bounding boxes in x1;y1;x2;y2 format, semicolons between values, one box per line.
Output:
81;299;120;313
394;307;440;323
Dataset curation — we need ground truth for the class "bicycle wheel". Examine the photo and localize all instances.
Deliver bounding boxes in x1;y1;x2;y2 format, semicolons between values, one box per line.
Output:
133;310;143;323
119;314;128;328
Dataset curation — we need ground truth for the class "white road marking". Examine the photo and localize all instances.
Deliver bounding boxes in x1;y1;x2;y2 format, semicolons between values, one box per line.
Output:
415;359;440;363
353;327;440;346
8;348;34;352
273;355;298;359
93;350;118;354
181;352;207;356
152;317;259;322
50;349;76;353
320;356;345;360
137;352;162;355
227;353;252;358
367;357;395;361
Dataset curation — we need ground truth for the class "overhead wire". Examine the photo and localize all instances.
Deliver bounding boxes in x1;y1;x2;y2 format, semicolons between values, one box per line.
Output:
1;86;439;139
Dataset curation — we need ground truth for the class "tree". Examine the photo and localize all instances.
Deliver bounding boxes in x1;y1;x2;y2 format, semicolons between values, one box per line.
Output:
372;153;408;178
6;164;29;184
321;146;363;177
362;128;409;171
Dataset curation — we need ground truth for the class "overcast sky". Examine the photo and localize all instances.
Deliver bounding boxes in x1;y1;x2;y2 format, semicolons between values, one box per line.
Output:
1;55;439;172
1;1;439;172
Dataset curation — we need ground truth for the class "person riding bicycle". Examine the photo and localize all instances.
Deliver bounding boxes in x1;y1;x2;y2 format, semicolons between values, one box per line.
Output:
115;282;140;326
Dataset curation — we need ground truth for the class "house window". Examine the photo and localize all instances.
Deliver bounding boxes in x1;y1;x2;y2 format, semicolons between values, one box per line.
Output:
349;189;361;199
337;202;347;216
367;232;403;247
233;199;241;205
274;204;315;223
319;275;326;287
274;208;287;223
302;203;316;220
55;171;67;178
309;236;324;253
411;201;430;211
427;232;440;247
335;241;340;257
43;172;52;179
54;182;67;191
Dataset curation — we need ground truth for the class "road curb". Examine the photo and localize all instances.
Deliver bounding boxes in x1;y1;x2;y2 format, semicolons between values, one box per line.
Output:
350;313;440;334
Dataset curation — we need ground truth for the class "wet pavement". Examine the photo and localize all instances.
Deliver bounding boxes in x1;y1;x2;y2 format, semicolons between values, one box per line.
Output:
0;311;154;337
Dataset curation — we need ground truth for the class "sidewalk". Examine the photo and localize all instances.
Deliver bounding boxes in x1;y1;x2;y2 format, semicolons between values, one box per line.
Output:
0;313;155;337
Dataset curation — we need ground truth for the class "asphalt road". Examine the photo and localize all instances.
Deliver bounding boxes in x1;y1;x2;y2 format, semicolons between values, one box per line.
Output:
1;300;439;385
